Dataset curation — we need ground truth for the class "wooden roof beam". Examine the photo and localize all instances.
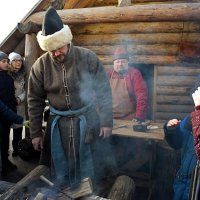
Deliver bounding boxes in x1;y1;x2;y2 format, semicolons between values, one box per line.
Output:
26;3;200;25
64;0;97;9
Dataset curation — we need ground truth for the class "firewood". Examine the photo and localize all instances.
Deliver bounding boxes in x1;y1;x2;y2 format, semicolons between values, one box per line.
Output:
57;177;93;199
81;195;110;200
0;165;49;200
107;175;135;200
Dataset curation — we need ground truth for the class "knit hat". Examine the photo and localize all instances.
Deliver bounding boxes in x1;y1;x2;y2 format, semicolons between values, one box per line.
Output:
0;51;8;61
37;7;73;51
9;52;22;64
113;47;129;61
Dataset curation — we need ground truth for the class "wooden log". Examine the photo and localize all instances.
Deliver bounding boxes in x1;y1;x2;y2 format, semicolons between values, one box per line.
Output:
156;104;193;113
17;22;41;34
99;55;177;65
83;44;178;55
156;85;192;95
64;0;96;9
57;177;93;199
13;38;25;56
82;195;110;200
0;181;15;194
93;0;181;6
71;22;192;34
156;66;200;76
26;3;200;25
157;75;197;86
107;175;135;200
0;165;49;200
157;95;192;104
24;34;39;134
73;33;181;45
24;34;39;81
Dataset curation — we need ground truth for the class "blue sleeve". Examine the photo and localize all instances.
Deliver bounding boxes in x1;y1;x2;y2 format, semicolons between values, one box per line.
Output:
164;116;190;150
0;99;23;124
164;123;182;149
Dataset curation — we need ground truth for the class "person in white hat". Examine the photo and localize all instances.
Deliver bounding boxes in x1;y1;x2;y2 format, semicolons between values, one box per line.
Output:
8;52;25;157
28;7;116;189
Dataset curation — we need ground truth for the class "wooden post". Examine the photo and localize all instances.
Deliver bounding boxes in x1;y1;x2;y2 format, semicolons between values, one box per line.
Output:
24;33;40;137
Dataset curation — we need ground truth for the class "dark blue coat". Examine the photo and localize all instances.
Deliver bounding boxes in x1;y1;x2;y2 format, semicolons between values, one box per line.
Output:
0;99;23;124
164;116;197;200
0;71;17;112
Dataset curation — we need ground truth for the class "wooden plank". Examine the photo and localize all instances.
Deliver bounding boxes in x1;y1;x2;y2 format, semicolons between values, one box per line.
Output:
112;120;164;140
27;3;200;25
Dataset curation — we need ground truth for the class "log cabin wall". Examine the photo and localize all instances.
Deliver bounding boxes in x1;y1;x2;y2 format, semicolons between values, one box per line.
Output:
69;20;200;122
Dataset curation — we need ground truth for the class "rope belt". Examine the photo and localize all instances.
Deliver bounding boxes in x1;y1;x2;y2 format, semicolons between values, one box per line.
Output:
49;104;94;186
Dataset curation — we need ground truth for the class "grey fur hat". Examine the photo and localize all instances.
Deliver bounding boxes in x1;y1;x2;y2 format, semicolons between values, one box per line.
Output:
0;51;8;61
37;7;73;51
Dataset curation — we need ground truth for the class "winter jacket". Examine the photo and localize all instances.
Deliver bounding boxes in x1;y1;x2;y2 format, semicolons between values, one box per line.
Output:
0;70;17;113
0;99;23;124
107;67;148;120
164;116;197;200
9;67;26;117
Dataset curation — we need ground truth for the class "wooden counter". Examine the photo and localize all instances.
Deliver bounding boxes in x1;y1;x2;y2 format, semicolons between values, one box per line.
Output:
112;119;164;141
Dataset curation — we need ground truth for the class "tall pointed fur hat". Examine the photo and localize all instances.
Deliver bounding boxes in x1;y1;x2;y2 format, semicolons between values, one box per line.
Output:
37;7;73;51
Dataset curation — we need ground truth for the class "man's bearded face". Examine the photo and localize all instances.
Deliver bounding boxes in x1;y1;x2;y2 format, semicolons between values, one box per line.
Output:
51;45;69;62
113;59;128;74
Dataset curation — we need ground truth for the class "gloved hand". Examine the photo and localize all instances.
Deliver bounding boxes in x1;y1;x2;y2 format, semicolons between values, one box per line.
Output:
23;120;30;128
192;86;200;107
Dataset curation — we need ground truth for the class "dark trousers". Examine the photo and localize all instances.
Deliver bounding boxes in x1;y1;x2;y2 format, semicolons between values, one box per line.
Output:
12;127;23;152
0;122;11;170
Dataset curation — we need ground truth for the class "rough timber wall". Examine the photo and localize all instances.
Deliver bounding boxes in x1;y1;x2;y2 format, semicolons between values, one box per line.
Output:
71;21;200;121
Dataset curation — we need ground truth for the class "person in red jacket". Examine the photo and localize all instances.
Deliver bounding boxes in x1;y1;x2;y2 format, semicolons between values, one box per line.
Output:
107;47;148;122
107;46;149;173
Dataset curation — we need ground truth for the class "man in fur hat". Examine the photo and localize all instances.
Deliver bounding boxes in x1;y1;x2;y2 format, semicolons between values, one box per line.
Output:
28;7;116;189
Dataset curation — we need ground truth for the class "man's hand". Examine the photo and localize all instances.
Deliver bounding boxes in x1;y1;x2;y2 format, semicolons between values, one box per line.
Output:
32;137;43;151
99;127;112;138
192;87;200;107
